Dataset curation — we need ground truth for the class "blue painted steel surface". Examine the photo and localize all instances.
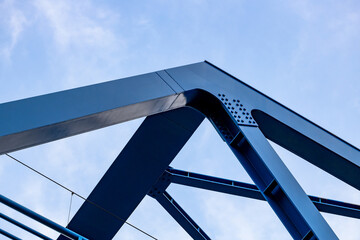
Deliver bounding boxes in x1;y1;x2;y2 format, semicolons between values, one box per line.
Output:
0;194;87;240
0;212;52;240
58;107;204;240
155;191;211;240
167;62;360;190
1;61;359;239
168;167;262;200
147;170;210;239
167;168;360;219
0;228;22;240
186;90;337;239
2;61;358;190
234;126;336;239
0;72;180;154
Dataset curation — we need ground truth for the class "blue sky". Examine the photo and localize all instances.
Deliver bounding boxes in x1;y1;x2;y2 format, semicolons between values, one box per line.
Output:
0;0;359;239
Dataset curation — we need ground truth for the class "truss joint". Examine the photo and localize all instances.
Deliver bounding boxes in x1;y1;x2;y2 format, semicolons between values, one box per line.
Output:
148;171;172;199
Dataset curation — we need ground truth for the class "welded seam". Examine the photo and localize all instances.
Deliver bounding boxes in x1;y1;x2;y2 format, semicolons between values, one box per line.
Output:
164;70;185;91
156;72;178;94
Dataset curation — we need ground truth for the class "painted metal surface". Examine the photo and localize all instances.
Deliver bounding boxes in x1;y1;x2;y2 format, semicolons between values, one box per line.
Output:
167;168;360;219
58;107;204;240
235;126;334;239
1;61;359;239
0;72;180;154
148;170;210;240
153;191;210;240
0;194;87;240
0;212;52;240
167;61;360;190
0;228;22;240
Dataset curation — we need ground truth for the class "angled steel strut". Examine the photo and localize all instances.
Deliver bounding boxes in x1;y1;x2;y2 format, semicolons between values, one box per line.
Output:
165;168;360;219
1;61;359;239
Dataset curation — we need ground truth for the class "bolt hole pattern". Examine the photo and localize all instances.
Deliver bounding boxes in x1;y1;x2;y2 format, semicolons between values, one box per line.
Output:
217;93;257;126
213;117;232;141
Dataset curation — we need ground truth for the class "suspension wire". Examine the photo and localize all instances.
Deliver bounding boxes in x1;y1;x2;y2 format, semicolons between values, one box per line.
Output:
67;192;74;225
4;153;157;240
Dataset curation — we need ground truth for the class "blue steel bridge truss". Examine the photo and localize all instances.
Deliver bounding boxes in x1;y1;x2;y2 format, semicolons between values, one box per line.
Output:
0;61;359;239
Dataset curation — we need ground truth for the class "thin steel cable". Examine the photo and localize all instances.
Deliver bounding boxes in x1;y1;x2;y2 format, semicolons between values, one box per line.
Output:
4;153;157;240
67;192;73;225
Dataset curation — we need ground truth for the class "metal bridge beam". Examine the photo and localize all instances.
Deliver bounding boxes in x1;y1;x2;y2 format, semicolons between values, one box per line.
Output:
147;167;210;240
0;72;184;154
1;62;359;190
0;212;51;240
153;191;210;240
0;194;86;240
232;126;336;239
0;228;21;240
167;168;360;219
1;61;358;239
167;62;360;190
59;107;204;240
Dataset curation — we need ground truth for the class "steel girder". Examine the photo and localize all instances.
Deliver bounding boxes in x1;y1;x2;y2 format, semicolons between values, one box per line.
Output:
1;61;359;239
152;191;211;240
57;107;204;239
165;168;360;219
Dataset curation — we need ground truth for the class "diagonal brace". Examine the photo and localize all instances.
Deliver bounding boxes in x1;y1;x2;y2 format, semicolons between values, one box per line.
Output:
60;107;204;240
231;126;338;240
148;171;211;240
166;168;360;219
150;191;211;240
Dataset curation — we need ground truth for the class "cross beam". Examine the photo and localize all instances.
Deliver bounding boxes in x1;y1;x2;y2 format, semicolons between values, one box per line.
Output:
167;168;360;219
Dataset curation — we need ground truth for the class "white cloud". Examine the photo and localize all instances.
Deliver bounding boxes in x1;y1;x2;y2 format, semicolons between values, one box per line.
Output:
0;0;27;61
32;0;129;89
289;0;360;62
34;0;120;50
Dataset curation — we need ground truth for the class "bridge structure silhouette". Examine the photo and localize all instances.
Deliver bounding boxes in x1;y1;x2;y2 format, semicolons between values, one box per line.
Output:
1;61;359;239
